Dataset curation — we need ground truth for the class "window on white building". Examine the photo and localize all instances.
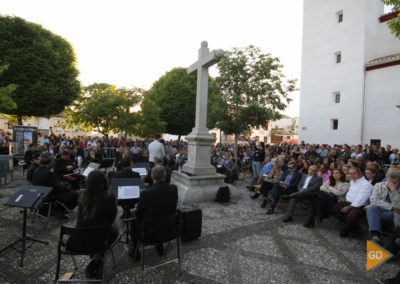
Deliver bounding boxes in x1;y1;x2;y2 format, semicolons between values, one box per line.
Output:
334;92;341;103
335;52;342;63
337;11;343;23
332;119;339;130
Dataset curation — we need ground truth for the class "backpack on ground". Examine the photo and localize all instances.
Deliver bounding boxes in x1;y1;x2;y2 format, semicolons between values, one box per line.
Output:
215;186;230;203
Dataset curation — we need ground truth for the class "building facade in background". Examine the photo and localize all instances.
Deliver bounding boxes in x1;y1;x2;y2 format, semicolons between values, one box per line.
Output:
299;0;400;147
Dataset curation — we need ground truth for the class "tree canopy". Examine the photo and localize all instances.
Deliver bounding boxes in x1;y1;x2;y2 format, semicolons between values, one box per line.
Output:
216;45;297;160
0;60;17;111
144;67;197;139
63;83;142;137
381;0;400;38
0;16;80;123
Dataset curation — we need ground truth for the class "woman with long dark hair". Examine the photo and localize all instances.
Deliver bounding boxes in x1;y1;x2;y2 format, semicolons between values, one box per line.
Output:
68;170;118;279
303;168;349;228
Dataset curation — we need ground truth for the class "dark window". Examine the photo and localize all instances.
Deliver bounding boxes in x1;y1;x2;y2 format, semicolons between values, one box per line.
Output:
336;53;341;63
332;119;338;130
335;93;341;103
370;139;381;147
338;13;343;23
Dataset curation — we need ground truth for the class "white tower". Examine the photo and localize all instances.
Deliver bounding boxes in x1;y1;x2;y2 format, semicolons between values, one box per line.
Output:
299;0;400;146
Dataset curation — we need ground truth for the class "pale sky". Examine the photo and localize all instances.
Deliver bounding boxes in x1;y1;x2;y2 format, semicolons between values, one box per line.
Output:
2;0;304;117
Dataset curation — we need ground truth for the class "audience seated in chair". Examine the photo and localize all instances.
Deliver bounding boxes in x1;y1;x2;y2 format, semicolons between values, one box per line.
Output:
331;166;373;237
282;165;323;223
26;152;41;183
366;168;400;254
303;168;349;228
32;152;79;219
129;166;178;260
67;170;118;279
266;161;302;215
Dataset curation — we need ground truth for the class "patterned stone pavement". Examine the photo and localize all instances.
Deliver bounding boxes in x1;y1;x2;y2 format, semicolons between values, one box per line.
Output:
0;168;398;283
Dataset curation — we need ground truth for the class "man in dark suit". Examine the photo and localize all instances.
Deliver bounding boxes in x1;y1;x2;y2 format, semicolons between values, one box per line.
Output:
32;152;79;218
282;165;323;222
266;161;302;215
130;165;178;258
144;156;172;186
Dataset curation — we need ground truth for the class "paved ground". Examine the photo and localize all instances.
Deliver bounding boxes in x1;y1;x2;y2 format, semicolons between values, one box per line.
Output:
0;168;399;284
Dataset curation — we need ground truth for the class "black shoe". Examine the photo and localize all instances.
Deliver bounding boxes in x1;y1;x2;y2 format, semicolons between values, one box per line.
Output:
261;199;267;208
127;246;141;262
155;243;164;256
339;230;350;238
85;260;97;279
251;193;260;199
266;208;274;215
303;219;315;228
280;195;290;200
283;216;293;223
95;259;103;279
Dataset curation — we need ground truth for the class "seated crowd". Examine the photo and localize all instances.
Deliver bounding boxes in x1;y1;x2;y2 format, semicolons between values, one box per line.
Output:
18;130;400;280
245;142;400;261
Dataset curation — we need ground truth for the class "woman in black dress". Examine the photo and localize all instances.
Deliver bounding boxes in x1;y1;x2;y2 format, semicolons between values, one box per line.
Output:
68;170;118;279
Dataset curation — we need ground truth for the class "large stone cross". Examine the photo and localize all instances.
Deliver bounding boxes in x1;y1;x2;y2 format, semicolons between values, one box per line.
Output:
182;41;224;176
187;41;224;130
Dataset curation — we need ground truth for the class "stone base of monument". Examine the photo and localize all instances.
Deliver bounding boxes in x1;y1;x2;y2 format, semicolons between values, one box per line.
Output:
171;171;240;205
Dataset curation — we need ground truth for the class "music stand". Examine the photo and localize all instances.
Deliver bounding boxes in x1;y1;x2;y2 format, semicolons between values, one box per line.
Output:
0;185;52;266
131;162;149;177
111;178;144;244
99;158;115;171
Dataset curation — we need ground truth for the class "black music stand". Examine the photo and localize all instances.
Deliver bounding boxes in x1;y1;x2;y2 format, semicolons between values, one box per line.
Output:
99;158;115;171
0;185;52;266
131;162;149;177
111;178;144;244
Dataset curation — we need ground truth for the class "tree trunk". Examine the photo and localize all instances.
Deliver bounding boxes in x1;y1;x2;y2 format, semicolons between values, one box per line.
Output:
234;132;238;164
219;129;222;147
178;134;181;144
17;115;22;125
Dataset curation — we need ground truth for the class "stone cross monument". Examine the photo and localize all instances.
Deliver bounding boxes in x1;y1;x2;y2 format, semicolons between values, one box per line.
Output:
172;41;239;204
182;41;224;175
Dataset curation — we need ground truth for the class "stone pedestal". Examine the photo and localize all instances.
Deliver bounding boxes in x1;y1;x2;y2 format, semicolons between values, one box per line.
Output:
171;171;240;205
182;127;216;176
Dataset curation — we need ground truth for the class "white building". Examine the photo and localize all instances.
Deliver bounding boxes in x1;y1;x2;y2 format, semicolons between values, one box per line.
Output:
299;0;400;147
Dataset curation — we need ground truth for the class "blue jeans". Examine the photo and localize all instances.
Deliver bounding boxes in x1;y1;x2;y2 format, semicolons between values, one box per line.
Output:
366;205;394;235
251;161;261;185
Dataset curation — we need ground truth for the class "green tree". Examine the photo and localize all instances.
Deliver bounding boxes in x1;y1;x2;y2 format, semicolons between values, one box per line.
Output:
382;1;400;38
144;67;196;141
0;16;80;124
63;83;142;137
0;60;17;111
135;95;166;138
216;45;297;162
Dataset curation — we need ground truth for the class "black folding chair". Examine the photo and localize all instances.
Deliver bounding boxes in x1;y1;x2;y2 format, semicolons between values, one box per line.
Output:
55;225;116;283
134;213;181;275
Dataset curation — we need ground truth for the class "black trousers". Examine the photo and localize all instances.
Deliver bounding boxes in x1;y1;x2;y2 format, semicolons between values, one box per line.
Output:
271;183;296;209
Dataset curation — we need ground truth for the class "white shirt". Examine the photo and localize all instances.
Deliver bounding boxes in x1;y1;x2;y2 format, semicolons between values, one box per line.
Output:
148;140;165;162
303;175;313;189
345;176;373;207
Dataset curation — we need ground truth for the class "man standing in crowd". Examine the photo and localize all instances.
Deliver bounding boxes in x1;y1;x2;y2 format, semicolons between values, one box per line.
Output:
282;165;322;223
148;134;165;168
251;142;265;185
331;166;374;237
